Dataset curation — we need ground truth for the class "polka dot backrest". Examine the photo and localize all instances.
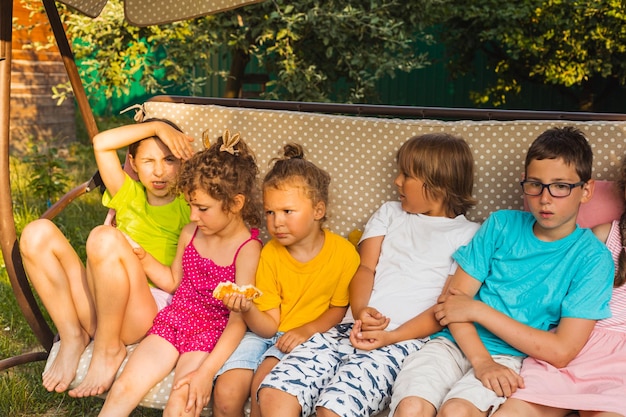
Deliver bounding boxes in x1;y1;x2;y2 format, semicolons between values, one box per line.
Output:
143;100;626;236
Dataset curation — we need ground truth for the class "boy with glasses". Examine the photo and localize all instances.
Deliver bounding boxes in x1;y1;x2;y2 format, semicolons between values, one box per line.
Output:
389;126;615;417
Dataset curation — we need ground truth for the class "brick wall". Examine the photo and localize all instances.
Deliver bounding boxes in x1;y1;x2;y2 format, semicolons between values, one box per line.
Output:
10;3;76;153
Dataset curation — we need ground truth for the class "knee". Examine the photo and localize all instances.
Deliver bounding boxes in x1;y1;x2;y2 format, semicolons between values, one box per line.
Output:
394;396;434;417
438;399;473;417
257;386;289;408
19;219;58;256
86;225;124;260
213;379;247;416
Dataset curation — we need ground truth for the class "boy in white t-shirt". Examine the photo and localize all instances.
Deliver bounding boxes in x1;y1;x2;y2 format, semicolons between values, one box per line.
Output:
257;133;481;417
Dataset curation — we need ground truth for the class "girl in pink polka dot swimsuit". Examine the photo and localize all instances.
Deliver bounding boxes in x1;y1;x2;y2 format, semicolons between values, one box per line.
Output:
99;130;263;417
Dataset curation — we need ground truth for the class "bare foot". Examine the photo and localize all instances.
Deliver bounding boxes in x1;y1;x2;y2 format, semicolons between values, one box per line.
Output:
68;341;126;398
42;332;90;393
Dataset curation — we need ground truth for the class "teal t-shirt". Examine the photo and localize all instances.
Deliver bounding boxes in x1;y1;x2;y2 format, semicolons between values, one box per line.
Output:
102;174;190;267
434;210;613;357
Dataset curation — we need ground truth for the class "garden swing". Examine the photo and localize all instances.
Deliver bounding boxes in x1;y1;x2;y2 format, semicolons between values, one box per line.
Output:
3;0;626;414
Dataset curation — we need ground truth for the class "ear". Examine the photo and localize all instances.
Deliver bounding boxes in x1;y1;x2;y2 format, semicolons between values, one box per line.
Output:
232;194;246;213
580;179;595;204
313;200;326;221
128;154;139;174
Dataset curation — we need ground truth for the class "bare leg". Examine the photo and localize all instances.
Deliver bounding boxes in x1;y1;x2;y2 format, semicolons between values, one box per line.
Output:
213;368;254;417
439;398;487;417
250;357;279;417
316;407;341;417
393;396;436;417
258;386;302;417
70;225;158;397
98;335;179;416
19;219;93;393
495;398;579;417
164;351;210;417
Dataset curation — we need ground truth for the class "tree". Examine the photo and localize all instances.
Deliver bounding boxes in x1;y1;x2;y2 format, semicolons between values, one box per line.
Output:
430;0;626;111
59;0;434;104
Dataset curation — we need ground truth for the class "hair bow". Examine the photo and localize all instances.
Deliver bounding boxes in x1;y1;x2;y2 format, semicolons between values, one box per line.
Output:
220;129;241;155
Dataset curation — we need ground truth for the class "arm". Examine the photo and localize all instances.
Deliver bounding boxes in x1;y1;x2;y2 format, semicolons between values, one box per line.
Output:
93;120;194;196
127;222;192;293
350;303;442;351
174;238;262;417
439;267;525;397
436;287;597;368
275;305;348;353
176;313;247;417
349;236;390;331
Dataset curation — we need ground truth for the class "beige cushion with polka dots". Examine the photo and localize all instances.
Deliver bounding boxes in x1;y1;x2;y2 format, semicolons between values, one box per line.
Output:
45;99;626;414
144;100;625;231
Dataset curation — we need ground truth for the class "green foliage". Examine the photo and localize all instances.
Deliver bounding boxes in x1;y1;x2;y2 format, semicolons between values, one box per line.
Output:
22;143;70;208
430;0;626;110
59;0;434;103
217;0;432;102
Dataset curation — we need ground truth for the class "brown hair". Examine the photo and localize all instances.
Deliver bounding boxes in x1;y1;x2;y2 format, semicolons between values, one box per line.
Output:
396;133;476;216
128;118;183;158
263;143;331;224
525;126;593;182
177;134;262;227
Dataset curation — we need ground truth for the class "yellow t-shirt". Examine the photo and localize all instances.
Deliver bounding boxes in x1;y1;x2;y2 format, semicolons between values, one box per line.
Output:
102;174;190;266
254;229;360;332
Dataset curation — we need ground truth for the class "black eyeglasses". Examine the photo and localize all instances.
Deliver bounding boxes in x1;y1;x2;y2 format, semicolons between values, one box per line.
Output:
520;180;585;198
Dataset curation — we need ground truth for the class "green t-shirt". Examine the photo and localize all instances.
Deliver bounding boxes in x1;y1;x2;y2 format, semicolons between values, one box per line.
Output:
102;174;190;266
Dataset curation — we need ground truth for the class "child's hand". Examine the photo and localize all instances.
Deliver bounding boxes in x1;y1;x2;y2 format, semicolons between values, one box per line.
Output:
122;232;146;260
276;328;309;353
357;306;390;331
222;293;252;313
173;370;213;417
473;357;525;398
349;320;390;351
435;287;477;326
155;123;195;161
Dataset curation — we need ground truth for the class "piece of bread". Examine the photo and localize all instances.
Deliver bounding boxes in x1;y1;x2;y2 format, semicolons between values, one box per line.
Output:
212;281;262;301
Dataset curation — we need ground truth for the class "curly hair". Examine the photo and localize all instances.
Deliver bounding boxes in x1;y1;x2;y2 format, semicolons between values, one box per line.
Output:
177;135;262;227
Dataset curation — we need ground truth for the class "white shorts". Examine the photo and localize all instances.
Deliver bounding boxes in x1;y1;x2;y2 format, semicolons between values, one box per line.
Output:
390;337;522;416
150;287;173;311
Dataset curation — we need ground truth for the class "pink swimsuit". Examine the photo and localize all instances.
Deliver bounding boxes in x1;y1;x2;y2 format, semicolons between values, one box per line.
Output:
148;228;261;353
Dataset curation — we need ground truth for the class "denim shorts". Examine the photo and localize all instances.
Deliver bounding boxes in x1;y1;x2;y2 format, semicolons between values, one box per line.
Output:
217;331;285;377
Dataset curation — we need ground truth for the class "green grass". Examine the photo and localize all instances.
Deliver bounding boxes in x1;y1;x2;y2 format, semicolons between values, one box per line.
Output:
0;116;163;416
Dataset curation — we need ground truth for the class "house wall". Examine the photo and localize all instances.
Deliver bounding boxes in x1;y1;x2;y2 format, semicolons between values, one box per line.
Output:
10;1;76;153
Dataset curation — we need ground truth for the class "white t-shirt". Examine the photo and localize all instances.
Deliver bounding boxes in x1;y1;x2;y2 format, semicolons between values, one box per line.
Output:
344;201;480;330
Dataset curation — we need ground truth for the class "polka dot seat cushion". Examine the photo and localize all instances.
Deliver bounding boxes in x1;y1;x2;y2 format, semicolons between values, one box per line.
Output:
44;98;626;414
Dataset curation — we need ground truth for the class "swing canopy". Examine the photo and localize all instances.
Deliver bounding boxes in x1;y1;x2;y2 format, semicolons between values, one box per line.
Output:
57;0;265;26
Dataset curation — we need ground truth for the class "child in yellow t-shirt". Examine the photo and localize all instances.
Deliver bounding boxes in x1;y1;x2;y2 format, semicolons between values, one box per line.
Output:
211;143;360;417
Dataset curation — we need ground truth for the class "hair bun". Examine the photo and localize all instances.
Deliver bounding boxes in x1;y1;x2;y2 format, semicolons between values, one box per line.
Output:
283;143;305;160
